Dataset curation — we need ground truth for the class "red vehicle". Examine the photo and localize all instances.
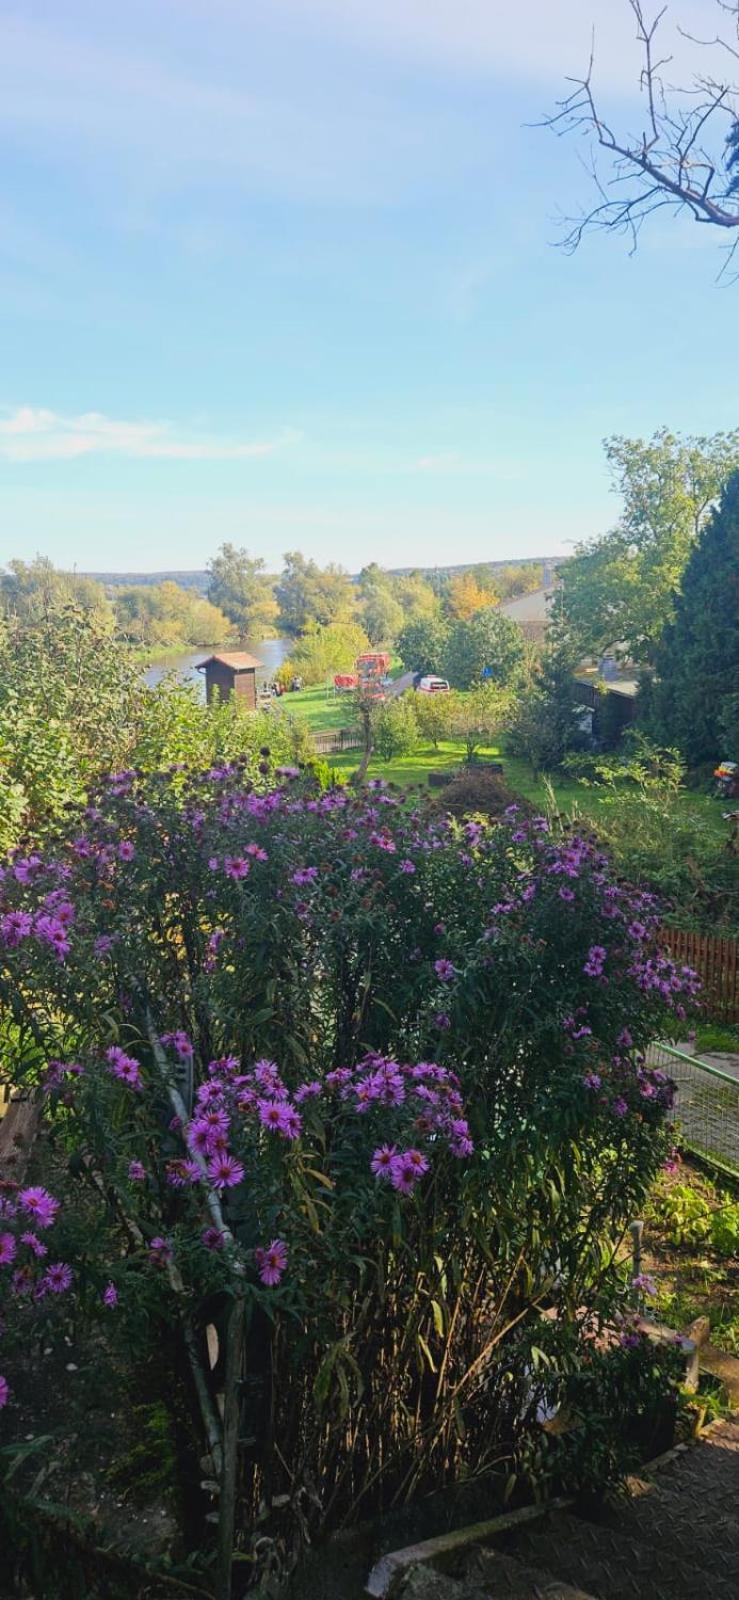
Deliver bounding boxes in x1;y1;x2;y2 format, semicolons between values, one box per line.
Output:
355;652;391;677
333;673;358;692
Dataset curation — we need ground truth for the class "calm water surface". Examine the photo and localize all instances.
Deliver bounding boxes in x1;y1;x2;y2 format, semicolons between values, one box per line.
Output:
143;639;290;701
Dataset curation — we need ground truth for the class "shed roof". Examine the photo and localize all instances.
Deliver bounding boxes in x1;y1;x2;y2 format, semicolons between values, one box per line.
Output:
195;651;264;673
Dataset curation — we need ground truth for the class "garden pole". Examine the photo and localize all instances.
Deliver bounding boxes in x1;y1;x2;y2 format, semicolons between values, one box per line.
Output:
629;1218;644;1308
215;1285;246;1600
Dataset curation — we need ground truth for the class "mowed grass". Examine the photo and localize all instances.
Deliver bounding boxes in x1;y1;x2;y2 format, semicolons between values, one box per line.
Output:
278;683;355;733
281;682;728;838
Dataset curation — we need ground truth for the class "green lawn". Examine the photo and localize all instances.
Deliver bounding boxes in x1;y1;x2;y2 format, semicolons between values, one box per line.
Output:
280;683;728;841
279;683;356;733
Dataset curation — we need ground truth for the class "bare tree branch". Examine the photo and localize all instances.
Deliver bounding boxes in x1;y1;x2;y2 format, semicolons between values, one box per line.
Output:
541;0;739;258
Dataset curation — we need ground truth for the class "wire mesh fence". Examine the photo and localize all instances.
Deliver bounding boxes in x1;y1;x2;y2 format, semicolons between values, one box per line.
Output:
648;1041;739;1178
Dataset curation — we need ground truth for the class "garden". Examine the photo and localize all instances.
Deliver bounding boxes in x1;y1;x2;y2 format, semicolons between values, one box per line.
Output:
0;737;706;1597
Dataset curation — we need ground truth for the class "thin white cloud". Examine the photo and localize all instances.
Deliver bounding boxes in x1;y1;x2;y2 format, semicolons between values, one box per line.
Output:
413;452;462;471
271;0;710;88
411;452;519;479
0;407;295;463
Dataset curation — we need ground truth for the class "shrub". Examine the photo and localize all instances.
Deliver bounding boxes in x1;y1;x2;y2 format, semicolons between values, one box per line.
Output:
655;1183;712;1246
414;690;455;748
0;776;700;1565
279;620;371;687
372;694;419;760
711;1201;739;1256
448;683;513;761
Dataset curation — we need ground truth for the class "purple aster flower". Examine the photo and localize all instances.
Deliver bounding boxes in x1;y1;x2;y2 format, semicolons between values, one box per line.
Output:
0;911;34;947
370;1144;397;1180
20;1231;47;1258
255;1239;287;1287
149;1236;173;1266
18;1186;59;1229
389;1149;429;1194
42;1262;73;1294
434;959;456;982
0;1233;17;1267
224;856;250;879
127;1160;146;1182
294;1080;322;1103
105;1047;143;1091
206;1153;245;1189
632;1274;657;1298
103;1282;119;1308
0;1375;9;1408
202;1226;226;1251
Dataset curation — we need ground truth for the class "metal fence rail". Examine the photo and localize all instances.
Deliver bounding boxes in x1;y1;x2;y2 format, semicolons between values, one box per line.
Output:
648;1041;739;1178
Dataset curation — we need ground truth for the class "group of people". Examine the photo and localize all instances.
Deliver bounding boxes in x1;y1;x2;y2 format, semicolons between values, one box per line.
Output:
260;675;304;701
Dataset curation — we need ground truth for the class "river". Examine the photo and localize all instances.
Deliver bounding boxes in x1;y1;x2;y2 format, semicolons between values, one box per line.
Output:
143;638;291;700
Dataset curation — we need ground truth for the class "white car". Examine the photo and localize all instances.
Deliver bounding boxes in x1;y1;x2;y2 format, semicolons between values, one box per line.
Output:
417;676;450;694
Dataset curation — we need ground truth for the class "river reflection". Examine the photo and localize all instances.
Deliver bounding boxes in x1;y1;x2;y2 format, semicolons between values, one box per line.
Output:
142;639;291;701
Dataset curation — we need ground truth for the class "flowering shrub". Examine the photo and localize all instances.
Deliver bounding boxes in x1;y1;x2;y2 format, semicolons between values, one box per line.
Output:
0;763;699;1553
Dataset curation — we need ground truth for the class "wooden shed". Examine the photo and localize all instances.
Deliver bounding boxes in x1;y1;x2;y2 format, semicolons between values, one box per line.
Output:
195;651;264;709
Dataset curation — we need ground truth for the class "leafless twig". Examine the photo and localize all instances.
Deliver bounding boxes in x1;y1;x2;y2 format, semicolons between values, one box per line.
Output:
541;1;739;259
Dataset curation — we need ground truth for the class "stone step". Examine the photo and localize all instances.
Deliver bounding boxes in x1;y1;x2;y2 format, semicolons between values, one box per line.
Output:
397;1554;599;1600
499;1507;739;1600
465;1548;600;1598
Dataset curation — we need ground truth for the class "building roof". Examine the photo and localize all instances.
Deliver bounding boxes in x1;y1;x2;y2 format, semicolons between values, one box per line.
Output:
574;674;639;701
498;585;559;623
195;651;264;673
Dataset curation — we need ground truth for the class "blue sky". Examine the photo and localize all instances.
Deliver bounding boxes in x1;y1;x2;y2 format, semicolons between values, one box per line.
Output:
1;0;738;573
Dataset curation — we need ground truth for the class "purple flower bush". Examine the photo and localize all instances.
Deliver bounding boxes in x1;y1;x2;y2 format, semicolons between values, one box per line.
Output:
0;765;698;1542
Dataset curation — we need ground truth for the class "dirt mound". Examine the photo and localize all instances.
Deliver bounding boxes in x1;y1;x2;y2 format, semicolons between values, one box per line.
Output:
430;765;533;822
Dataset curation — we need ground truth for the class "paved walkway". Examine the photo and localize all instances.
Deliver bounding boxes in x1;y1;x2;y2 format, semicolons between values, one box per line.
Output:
388;1417;739;1600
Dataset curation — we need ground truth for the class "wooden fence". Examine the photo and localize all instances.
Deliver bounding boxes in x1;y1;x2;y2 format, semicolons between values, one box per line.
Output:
312;728;364;756
660;927;739;1024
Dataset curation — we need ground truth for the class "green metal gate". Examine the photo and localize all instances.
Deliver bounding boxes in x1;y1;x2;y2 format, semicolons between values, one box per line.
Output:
648;1041;739;1179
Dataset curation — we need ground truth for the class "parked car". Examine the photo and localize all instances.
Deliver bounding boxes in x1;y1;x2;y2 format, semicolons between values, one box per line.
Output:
416;675;450;694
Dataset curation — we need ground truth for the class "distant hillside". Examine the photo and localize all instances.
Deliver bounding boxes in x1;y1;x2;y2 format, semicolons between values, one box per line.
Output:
86;570;210;594
86;556;564;592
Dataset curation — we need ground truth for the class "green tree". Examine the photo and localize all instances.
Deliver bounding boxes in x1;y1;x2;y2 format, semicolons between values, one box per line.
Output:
509;612;588;772
281;620;371;686
115;581;231;647
443;608;524;691
373;695;419;761
393;571;439;620
397;615;450;677
561;431;739;665
0;605;140;846
207;543;278;638
1;557;114;630
493;562;545;601
357;564;404;645
647;471;739;766
448;683;513;762
414;690;454;749
276;551;353;635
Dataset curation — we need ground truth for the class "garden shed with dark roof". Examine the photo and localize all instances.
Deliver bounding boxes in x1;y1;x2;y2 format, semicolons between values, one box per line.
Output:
195;651;264;708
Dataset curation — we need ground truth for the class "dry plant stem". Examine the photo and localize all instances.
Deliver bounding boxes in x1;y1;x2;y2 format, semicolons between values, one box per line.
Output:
146;1012;247;1600
86;1157;226;1475
215;1287;246;1600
